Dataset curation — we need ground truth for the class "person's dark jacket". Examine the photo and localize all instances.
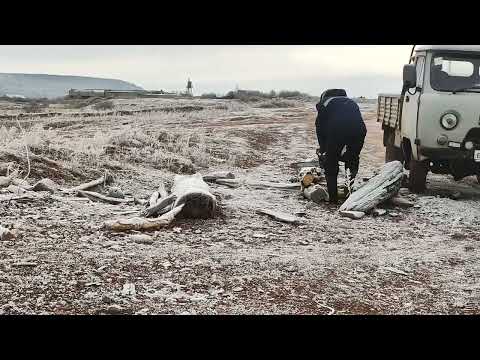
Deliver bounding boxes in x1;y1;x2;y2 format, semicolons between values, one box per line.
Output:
315;96;367;153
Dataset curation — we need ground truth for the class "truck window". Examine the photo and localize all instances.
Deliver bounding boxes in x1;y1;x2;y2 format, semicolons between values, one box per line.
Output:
416;56;425;87
430;53;480;92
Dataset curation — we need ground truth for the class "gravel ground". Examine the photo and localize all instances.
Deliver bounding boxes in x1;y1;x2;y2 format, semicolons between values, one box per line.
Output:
1;98;479;315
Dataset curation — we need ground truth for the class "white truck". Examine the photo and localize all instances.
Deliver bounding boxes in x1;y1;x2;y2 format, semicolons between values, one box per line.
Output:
378;45;480;192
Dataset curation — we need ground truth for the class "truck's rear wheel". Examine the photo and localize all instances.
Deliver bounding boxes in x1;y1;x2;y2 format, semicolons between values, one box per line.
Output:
409;159;429;193
385;144;404;163
384;128;404;163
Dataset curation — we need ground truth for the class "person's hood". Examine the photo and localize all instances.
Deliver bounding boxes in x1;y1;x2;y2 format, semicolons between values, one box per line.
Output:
318;88;347;109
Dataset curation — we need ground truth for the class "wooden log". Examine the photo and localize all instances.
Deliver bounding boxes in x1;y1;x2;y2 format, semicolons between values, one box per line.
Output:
303;184;329;204
142;194;177;218
339;210;365;220
203;171;235;183
28;178;59;193
134;197;147;206
246;181;300;191
215;178;300;191
171;173;216;218
256;208;302;224
77;190;133;205
66;173;113;193
339;161;404;213
389;196;414;208
11;178;30;188
104;204;184;232
149;191;160;208
6;184;26;194
157;180;168;199
291;158;320;169
29;153;61;167
215;178;243;188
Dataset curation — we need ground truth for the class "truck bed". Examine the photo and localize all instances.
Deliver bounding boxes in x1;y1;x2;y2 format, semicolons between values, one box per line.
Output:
377;93;401;129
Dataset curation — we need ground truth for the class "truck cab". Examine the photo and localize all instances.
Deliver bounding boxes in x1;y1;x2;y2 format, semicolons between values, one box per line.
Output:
378;45;480;192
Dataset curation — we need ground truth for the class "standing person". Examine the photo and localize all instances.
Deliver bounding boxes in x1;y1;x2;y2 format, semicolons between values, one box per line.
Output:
315;89;367;204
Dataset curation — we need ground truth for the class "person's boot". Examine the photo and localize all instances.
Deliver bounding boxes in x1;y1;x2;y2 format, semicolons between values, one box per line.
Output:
326;175;338;204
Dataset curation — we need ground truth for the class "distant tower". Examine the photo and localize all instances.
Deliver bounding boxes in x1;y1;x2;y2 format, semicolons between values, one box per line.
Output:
186;78;193;96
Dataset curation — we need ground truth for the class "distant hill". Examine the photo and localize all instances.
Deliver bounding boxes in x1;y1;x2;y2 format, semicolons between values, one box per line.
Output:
0;73;143;99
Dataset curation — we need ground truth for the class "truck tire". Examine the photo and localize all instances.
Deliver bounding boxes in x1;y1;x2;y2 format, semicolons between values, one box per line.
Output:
385;144;404;163
409;160;429;193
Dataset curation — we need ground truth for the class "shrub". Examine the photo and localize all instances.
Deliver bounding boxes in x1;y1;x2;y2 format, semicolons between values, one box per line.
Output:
278;90;302;98
200;93;218;99
22;102;48;113
256;100;296;108
93;100;114;111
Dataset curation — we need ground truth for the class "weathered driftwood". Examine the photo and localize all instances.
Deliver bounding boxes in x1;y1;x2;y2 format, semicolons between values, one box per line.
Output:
149;191;160;208
203;171;235;183
0;162;14;176
142;194;177;218
215;178;299;191
291;158;320;170
0;192;43;203
246;181;300;191
78;190;133;205
215;178;243;188
171;173;216;218
0;226;15;241
389;195;414;208
256;209;301;224
6;184;26;194
134;197;147;206
0;170;18;188
303;184;329;204
157;181;168;199
339;210;365;220
11;178;30;188
104;204;184;232
66;173;113;193
29;153;61;167
372;208;387;217
339;161;404;213
148;181;168;208
28;178;59;193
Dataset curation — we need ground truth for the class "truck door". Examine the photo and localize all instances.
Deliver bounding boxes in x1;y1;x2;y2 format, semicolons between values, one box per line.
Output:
401;55;425;159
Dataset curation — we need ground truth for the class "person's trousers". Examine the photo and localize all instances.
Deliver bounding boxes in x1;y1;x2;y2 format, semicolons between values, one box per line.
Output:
324;135;365;202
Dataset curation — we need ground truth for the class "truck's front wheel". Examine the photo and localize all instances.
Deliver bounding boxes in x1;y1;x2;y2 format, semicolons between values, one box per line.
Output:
409;159;429;193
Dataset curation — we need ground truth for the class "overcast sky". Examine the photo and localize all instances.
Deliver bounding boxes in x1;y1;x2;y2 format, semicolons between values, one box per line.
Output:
0;45;412;97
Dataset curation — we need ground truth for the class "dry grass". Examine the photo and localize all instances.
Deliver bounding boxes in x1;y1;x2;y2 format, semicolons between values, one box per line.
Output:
93;100;114;111
255;99;297;108
0;114;241;182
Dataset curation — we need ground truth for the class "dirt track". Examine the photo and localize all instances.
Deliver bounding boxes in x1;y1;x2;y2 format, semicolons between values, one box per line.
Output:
1;98;479;315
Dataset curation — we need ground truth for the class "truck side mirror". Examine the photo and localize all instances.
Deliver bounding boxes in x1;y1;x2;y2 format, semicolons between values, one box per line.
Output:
403;64;417;89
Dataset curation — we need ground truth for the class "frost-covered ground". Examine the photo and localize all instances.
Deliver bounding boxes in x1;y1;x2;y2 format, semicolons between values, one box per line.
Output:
0;97;479;315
